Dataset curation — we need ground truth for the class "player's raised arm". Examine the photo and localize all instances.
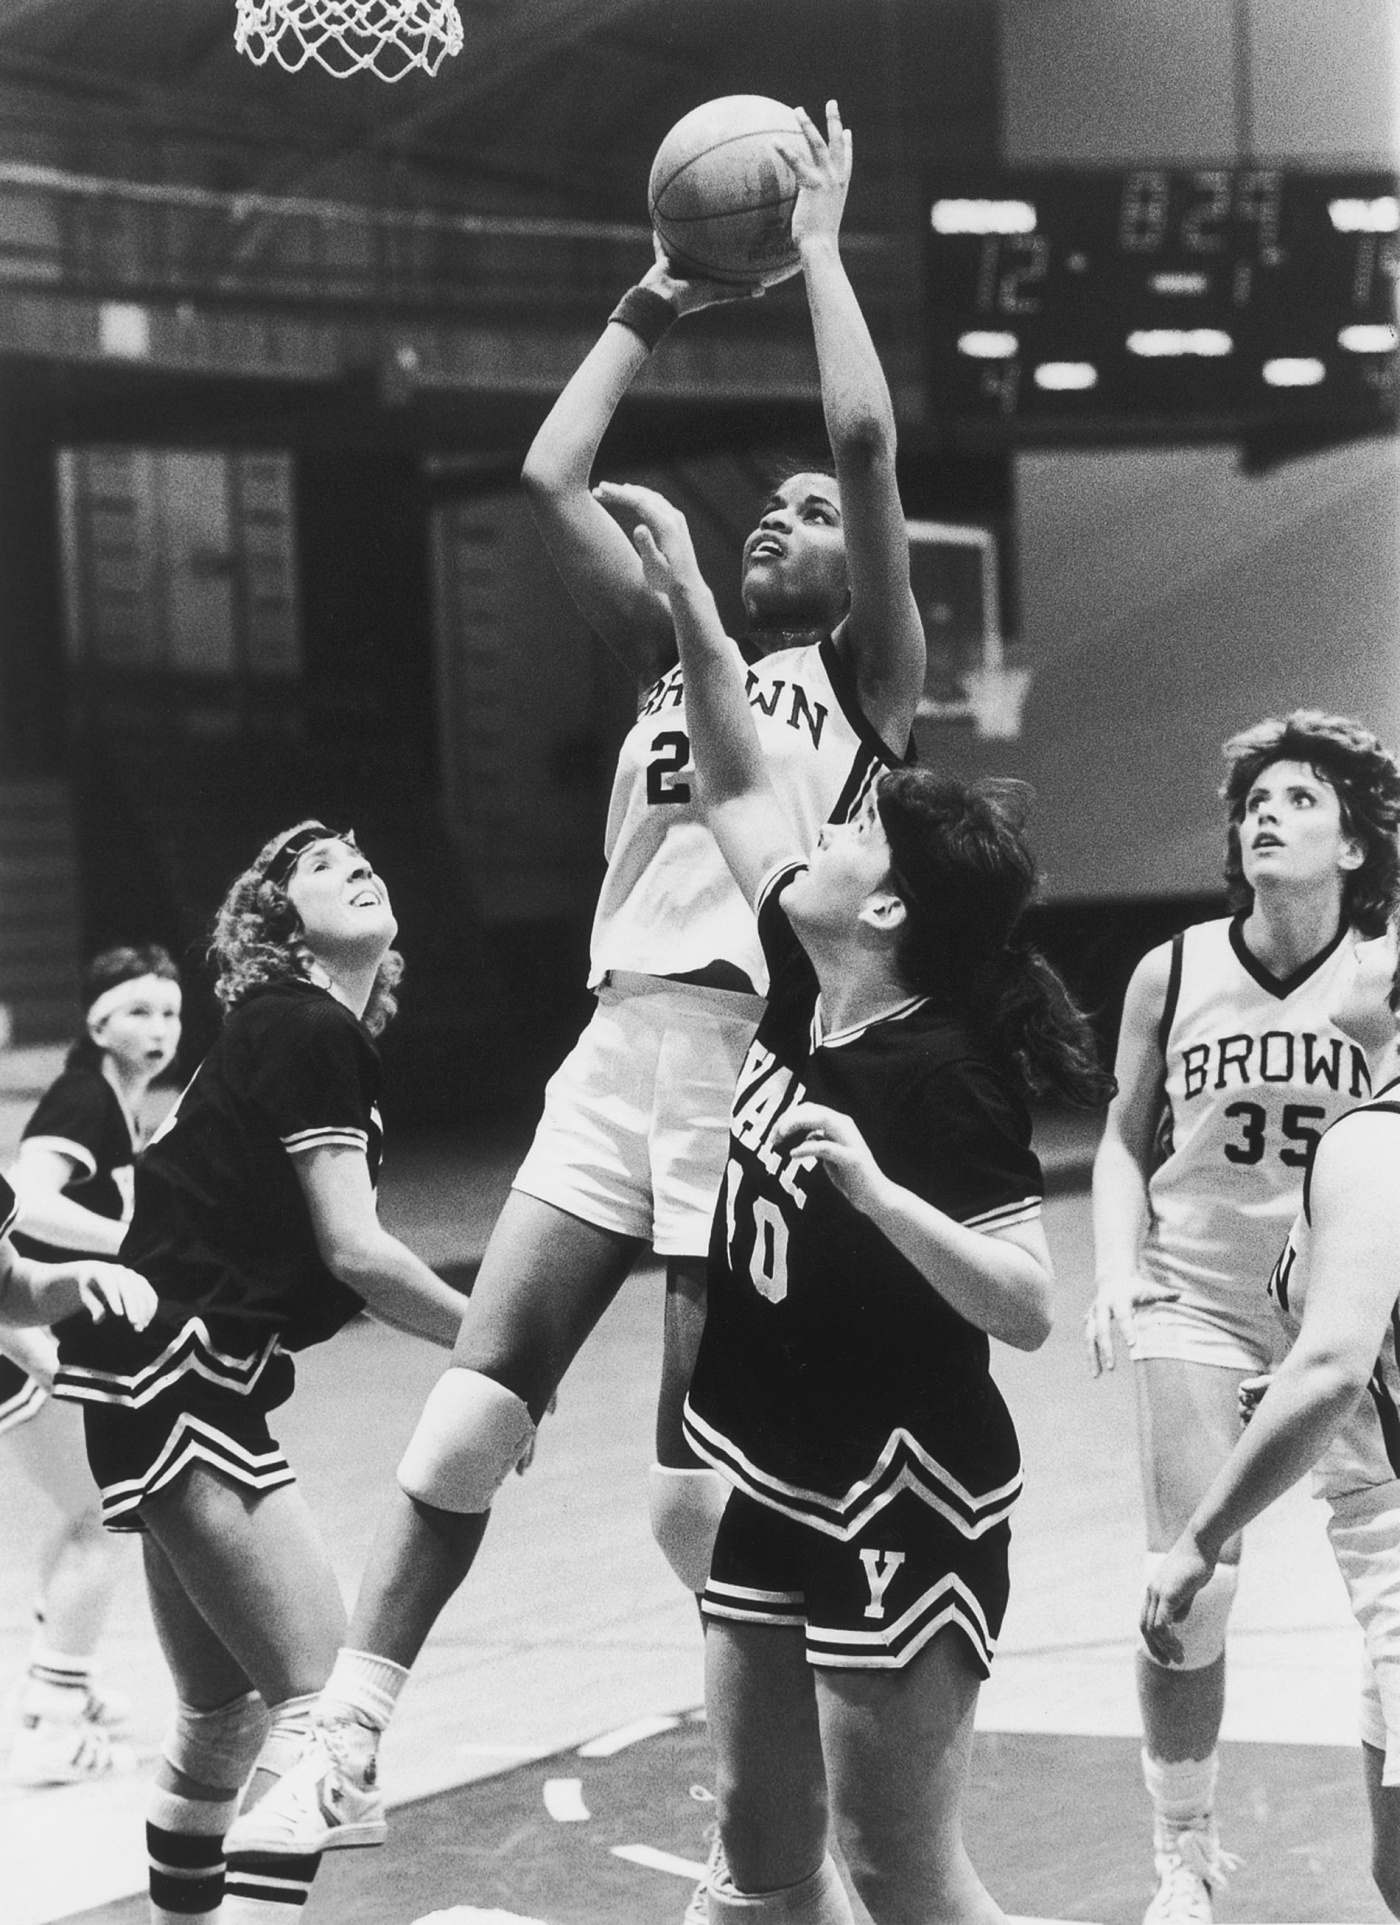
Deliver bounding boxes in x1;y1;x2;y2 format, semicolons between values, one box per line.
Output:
777;101;925;749
596;480;802;906
521;245;758;683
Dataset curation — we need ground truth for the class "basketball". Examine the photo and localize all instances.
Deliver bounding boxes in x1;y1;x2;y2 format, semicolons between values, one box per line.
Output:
648;95;803;286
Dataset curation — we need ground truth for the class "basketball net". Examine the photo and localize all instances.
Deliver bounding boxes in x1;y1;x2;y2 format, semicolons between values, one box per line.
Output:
234;0;464;82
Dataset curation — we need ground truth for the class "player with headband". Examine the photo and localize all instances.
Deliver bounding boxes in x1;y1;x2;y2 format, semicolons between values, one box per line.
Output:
1088;711;1400;1925
227;100;926;1892
3;944;181;1786
51;823;468;1925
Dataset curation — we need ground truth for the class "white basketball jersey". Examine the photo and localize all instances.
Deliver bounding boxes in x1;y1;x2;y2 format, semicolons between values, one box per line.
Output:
1146;916;1372;1309
589;638;894;993
1268;1083;1400;1499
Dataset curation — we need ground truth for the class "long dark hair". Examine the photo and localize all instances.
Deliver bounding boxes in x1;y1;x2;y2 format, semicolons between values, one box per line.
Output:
65;944;181;1072
876;769;1113;1108
1221;710;1400;935
208;821;403;1037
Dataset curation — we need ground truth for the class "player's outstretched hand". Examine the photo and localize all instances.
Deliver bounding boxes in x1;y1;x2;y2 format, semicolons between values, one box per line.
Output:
1083;1272;1179;1377
76;1262;157;1331
640;233;772;314
770;1101;883;1215
593;481;704;600
773;100;852;253
1140;1535;1215;1667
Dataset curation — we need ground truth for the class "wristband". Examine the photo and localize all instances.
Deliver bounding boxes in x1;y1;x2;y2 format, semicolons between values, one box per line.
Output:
608;285;679;352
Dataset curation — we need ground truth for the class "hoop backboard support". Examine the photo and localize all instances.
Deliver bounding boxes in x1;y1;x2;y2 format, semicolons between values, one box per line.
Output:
907;519;1031;741
234;0;464;82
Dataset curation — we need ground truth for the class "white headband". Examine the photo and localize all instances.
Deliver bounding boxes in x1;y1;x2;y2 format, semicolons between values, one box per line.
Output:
85;974;179;1031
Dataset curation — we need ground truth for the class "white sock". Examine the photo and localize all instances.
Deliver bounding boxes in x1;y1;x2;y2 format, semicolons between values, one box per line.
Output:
21;1646;93;1720
221;1850;322;1922
148;1784;239;1925
1142;1749;1218;1833
222;1693;324;1920
320;1646;408;1732
708;1854;855;1922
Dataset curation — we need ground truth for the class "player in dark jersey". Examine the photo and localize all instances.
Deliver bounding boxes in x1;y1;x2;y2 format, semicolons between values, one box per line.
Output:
51;824;467;1925
590;487;1110;1925
3;944;181;1786
1143;932;1400;1919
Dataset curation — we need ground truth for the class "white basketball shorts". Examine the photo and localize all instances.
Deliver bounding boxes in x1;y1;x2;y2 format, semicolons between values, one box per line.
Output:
512;972;763;1259
1128;1255;1282;1373
1327;1479;1400;1784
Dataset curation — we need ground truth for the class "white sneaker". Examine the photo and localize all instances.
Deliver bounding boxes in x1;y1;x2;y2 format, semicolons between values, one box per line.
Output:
83;1678;133;1733
1143;1821;1239;1925
684;1822;727;1925
224;1720;386;1855
9;1712;137;1786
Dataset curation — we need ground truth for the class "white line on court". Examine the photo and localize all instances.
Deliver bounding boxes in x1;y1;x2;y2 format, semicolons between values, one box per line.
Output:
611;1843;708;1878
541;1777;590;1822
577;1713;682;1756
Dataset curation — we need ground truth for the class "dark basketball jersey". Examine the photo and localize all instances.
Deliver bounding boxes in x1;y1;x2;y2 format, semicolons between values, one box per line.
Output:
684;864;1043;1541
0;1173;16;1242
59;979;380;1376
12;1065;137;1265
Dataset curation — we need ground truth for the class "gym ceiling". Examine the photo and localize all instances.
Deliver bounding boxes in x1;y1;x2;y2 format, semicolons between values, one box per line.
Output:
0;0;998;229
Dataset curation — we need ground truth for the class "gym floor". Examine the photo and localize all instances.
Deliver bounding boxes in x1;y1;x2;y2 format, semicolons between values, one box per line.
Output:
0;1118;1380;1925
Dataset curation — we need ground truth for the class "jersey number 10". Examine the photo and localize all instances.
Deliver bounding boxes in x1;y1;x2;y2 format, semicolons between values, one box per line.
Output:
725;1163;790;1303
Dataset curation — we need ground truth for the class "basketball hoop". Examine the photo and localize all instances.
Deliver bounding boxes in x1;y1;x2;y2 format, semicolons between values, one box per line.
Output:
234;0;464;82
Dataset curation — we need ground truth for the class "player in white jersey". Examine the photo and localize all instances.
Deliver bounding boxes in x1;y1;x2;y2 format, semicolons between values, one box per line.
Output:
226;102;925;1876
1143;932;1400;1918
1090;711;1400;1925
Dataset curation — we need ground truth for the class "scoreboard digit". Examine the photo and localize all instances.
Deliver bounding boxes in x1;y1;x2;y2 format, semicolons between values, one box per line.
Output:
927;169;1399;443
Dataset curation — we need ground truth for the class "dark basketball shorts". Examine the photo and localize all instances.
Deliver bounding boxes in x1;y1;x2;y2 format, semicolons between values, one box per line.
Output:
0;1354;46;1436
702;1484;1011;1675
54;1320;298;1532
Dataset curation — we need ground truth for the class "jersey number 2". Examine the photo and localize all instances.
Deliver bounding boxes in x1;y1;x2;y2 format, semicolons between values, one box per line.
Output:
726;1163;790;1303
646;731;691;806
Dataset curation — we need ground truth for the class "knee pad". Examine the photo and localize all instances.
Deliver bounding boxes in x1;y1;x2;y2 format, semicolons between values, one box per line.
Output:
708;1855;854;1924
397;1368;535;1514
251;1692;319;1780
1141;1555;1238;1669
649;1464;729;1593
161;1690;268;1789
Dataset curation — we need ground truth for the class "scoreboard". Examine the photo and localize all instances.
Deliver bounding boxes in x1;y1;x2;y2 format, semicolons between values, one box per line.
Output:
925;169;1399;444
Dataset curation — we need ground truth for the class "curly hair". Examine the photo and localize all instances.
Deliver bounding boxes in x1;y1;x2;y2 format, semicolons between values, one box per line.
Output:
65;943;182;1072
1220;710;1400;936
875;769;1114;1108
208;820;403;1036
